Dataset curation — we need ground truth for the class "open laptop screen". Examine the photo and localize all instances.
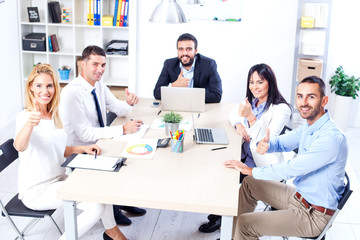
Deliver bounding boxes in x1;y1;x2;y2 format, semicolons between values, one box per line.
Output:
160;87;205;112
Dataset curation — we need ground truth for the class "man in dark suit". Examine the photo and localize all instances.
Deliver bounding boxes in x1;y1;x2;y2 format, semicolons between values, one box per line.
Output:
153;33;222;103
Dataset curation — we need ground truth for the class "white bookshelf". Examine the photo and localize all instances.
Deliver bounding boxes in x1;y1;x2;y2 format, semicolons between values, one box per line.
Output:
290;0;332;108
17;0;137;88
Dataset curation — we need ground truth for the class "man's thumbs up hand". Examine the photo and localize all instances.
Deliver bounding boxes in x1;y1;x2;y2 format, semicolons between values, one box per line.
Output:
256;128;270;155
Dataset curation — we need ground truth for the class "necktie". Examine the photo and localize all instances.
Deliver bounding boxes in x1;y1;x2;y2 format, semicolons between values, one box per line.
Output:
91;89;104;127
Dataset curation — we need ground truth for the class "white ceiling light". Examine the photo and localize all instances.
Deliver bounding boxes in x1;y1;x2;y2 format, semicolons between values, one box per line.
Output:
149;0;188;24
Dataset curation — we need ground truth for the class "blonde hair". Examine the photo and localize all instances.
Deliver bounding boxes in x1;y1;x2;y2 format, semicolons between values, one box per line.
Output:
25;64;63;128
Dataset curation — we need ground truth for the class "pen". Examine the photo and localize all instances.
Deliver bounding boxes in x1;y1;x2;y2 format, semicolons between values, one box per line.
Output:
197;113;200;118
157;110;162;115
94;149;97;159
211;147;227;151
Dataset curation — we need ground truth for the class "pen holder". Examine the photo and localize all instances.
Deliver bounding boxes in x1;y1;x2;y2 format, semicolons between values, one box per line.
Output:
171;138;184;153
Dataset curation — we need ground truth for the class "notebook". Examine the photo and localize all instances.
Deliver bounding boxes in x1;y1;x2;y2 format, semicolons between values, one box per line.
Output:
192;113;229;145
160;87;205;112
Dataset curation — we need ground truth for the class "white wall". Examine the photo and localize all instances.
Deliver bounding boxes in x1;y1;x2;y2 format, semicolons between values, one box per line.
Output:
0;0;22;144
135;0;298;103
326;0;360;127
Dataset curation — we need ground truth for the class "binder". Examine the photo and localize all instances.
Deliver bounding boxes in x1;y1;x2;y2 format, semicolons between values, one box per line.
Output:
123;0;129;27
50;34;59;52
48;36;53;52
113;0;119;26
61;154;127;172
116;0;122;26
94;0;101;26
119;0;126;26
87;0;94;25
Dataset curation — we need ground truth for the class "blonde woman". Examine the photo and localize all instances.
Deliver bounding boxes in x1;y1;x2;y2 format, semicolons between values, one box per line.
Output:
14;64;126;240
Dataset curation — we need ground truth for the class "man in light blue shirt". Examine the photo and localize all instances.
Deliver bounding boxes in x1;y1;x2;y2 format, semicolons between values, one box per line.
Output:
225;76;348;240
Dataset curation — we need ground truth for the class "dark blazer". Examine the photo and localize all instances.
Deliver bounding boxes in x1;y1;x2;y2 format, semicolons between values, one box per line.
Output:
153;53;222;103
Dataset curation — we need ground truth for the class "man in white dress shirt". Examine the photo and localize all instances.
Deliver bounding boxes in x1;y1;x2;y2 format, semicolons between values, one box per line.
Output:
60;45;146;226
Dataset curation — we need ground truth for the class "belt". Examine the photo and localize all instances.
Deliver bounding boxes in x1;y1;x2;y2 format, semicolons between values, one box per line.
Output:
295;192;335;216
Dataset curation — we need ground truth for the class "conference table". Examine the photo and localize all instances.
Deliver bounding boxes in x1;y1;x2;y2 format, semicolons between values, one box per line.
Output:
57;98;242;240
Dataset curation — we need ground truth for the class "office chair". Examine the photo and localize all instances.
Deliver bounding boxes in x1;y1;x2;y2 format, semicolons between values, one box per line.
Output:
0;139;62;240
283;172;353;240
106;111;117;127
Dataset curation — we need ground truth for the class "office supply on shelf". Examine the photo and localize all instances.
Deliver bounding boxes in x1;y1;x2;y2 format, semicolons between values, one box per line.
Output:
103;15;113;26
119;0;126;26
94;0;100;25
160;87;205;112
48;36;53;52
122;138;158;159
61;8;71;23
192;112;229;145
105;40;128;55
61;154;126;172
22;33;46;52
27;7;40;22
116;0;122;26
151;118;192;132
123;0;129;26
48;1;62;23
113;0;119;26
49;34;59;52
87;0;93;25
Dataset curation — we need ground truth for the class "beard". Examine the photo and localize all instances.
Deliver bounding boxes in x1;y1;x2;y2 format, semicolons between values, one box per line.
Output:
298;102;322;122
179;55;195;67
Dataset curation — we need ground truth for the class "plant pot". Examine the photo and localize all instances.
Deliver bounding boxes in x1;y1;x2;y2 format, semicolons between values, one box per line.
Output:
332;94;353;132
165;122;179;137
58;69;70;80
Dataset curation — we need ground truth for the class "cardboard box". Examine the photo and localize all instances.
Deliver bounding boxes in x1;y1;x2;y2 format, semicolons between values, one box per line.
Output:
297;58;323;82
22;33;46;51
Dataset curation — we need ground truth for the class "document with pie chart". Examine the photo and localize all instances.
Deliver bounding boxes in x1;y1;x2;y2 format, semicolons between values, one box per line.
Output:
121;138;158;159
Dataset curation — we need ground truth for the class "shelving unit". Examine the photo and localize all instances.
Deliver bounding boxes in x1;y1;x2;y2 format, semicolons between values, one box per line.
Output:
17;0;137;89
290;0;332;108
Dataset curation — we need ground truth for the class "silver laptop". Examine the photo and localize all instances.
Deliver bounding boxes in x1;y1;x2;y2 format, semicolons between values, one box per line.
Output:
192;113;229;145
161;87;205;112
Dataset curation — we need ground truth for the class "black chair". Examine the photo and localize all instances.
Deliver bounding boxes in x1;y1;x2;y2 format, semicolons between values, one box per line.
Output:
106;111;117;127
0;139;62;240
283;172;353;240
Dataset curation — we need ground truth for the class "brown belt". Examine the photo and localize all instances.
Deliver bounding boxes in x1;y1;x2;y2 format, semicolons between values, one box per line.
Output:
295;192;335;216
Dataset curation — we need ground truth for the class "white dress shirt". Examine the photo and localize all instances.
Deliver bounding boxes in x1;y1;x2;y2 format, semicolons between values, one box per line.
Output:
59;75;133;146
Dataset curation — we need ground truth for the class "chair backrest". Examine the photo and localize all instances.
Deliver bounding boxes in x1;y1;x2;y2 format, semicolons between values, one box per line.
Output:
106;111;117;127
313;171;353;240
0;139;19;172
338;172;352;210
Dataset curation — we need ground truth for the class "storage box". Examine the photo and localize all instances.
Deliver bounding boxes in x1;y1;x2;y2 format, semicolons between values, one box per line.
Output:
102;15;114;26
297;58;323;81
301;16;314;28
301;42;325;56
22;33;46;51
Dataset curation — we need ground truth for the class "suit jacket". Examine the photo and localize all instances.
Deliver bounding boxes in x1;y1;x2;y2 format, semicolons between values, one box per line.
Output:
153;53;222;103
228;103;292;167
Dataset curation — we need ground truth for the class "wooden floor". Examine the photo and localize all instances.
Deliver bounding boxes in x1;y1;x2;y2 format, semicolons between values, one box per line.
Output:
1;127;360;240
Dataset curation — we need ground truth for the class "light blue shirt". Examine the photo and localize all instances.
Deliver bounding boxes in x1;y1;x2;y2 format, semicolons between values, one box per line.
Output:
252;111;348;209
180;57;196;88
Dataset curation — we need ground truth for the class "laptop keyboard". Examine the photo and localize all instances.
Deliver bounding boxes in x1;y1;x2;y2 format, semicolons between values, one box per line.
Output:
197;128;214;142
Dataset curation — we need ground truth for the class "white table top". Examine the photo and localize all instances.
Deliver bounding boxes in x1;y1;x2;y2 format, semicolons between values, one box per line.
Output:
58;98;241;216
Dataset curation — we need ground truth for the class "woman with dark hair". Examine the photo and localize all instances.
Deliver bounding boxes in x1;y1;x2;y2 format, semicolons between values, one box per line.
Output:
199;63;291;233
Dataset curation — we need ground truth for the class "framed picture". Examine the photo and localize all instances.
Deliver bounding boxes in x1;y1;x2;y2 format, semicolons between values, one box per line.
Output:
27;7;40;22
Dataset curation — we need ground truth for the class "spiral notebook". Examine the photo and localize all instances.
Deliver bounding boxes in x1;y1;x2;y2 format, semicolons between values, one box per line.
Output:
61;154;126;172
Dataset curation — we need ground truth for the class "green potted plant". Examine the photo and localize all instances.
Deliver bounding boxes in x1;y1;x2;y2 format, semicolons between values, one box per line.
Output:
58;65;71;81
329;65;360;131
329;66;360;99
162;111;183;136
